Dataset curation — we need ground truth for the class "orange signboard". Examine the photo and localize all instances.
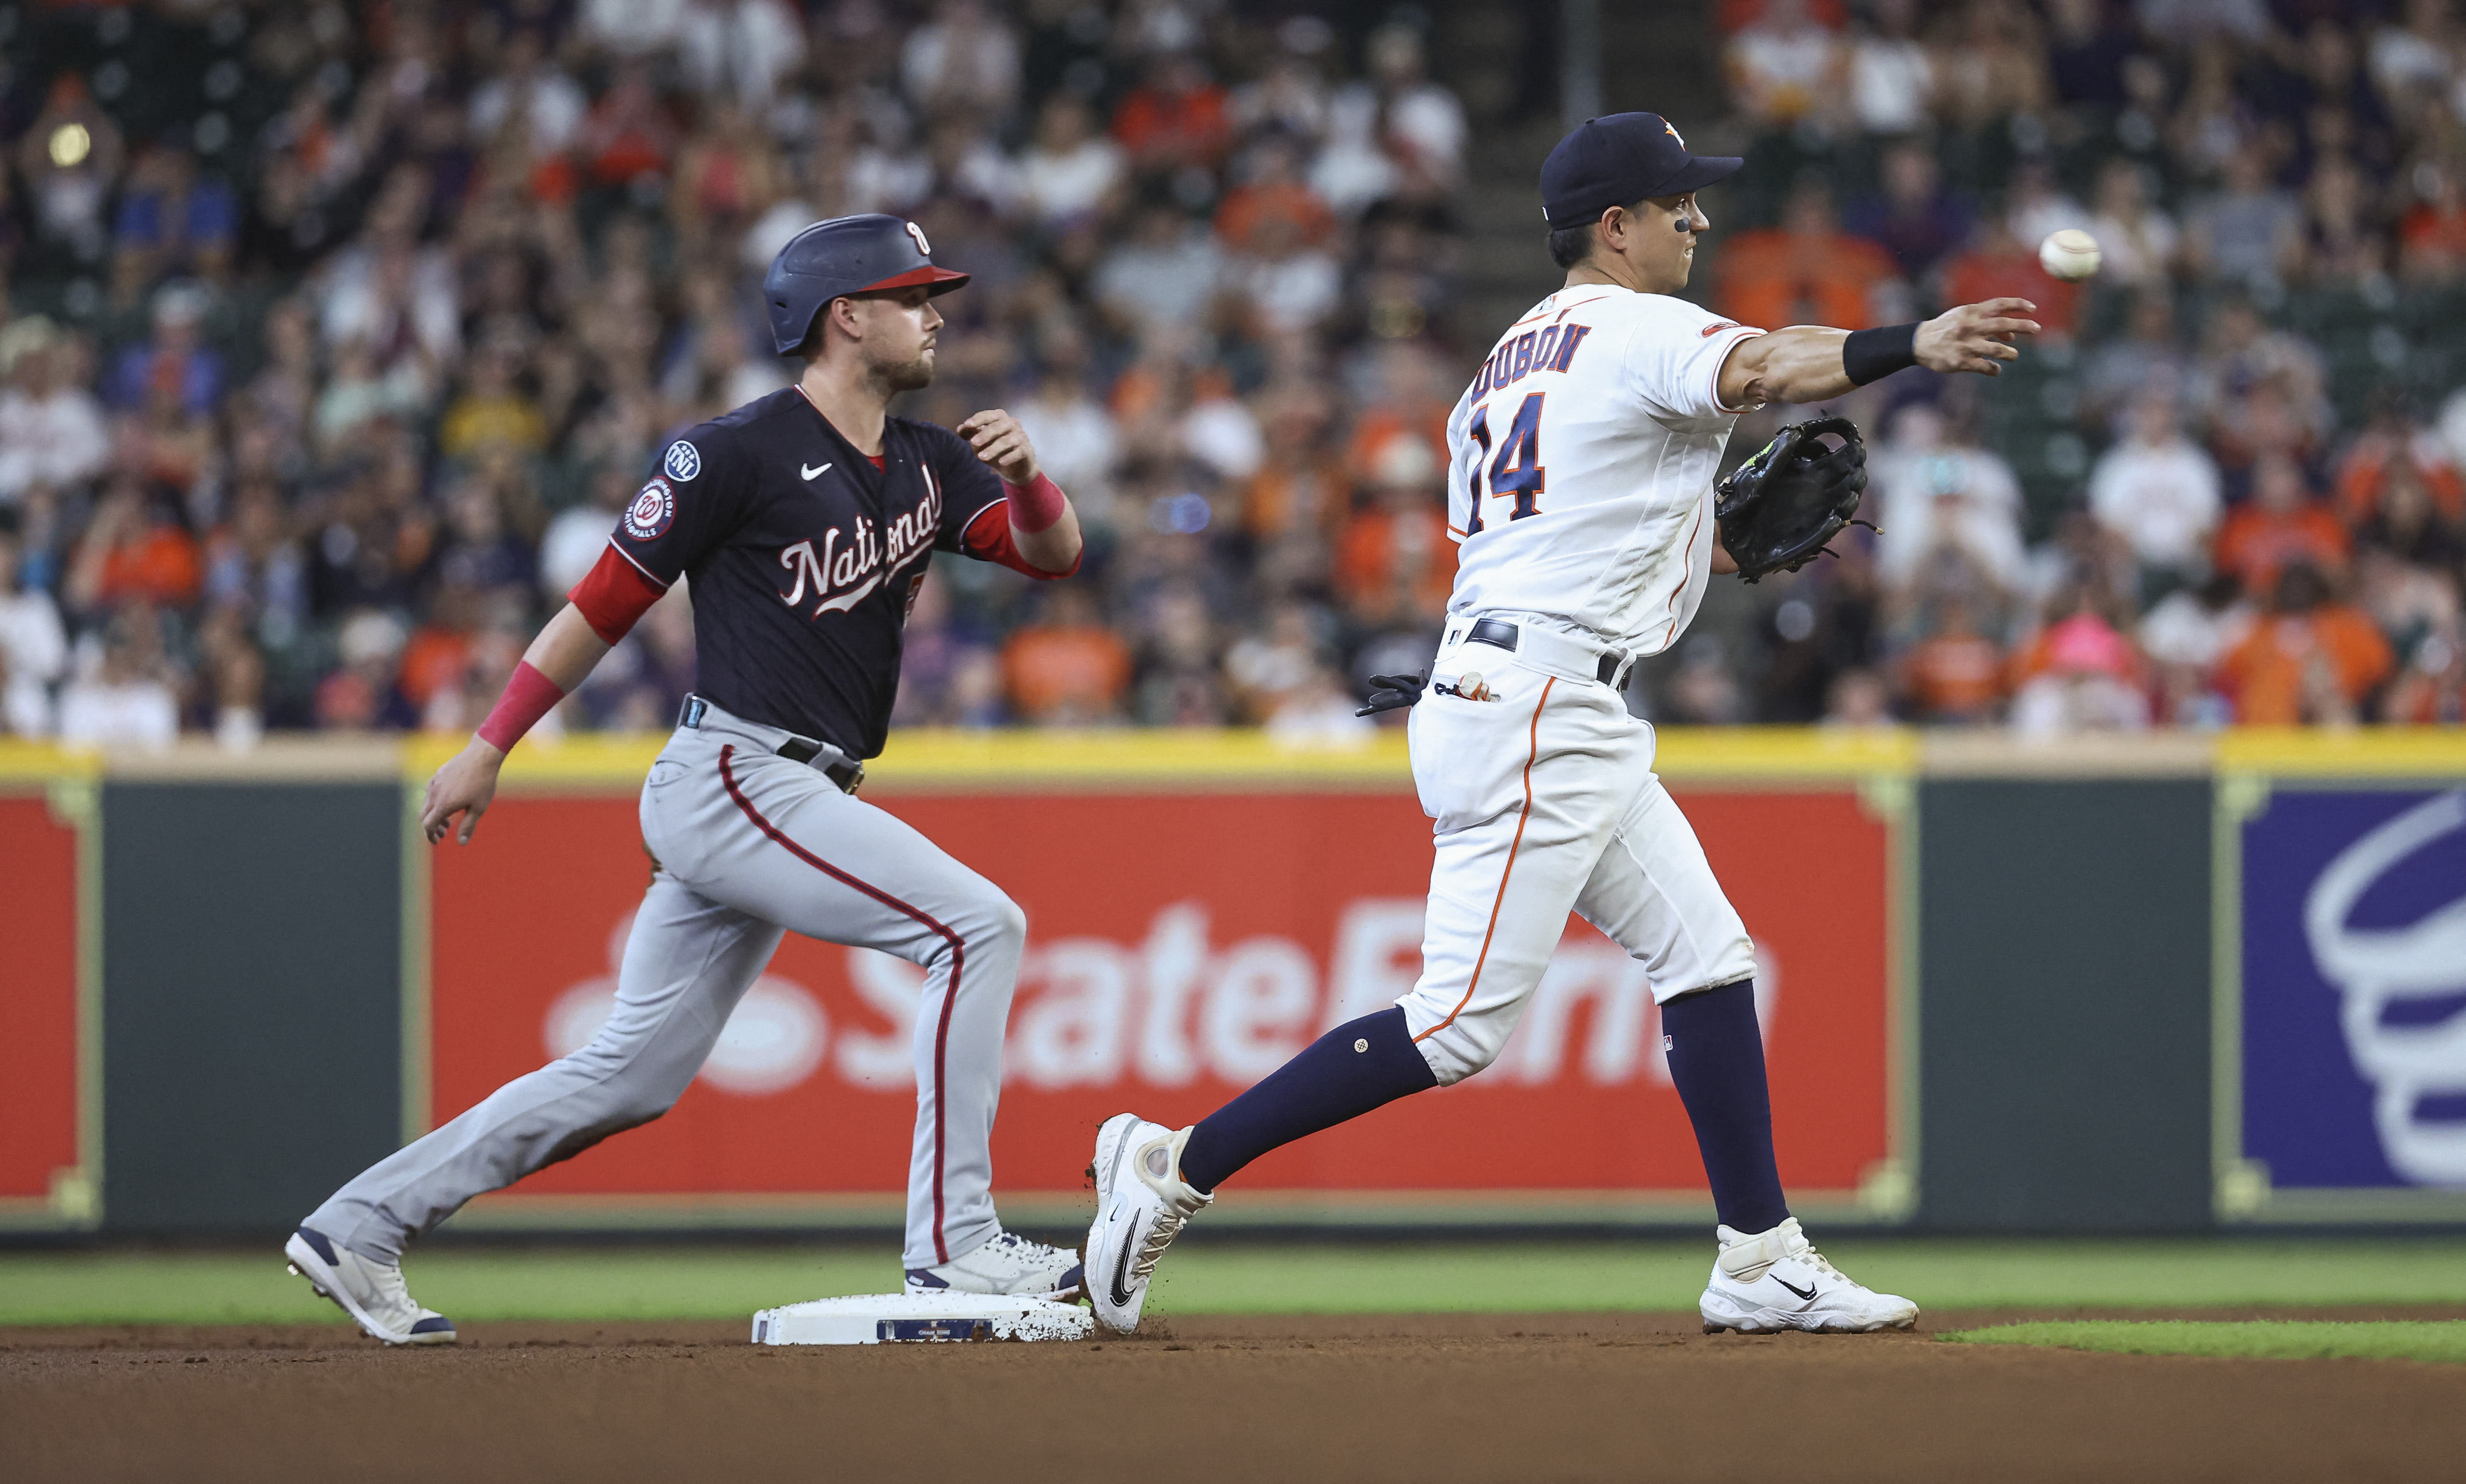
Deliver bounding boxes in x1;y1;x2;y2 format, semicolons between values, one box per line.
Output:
428;786;1895;1212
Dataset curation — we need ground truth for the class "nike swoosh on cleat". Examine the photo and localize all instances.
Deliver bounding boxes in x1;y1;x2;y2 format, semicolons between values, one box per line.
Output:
802;463;831;480
1108;1214;1138;1309
1775;1275;1817;1301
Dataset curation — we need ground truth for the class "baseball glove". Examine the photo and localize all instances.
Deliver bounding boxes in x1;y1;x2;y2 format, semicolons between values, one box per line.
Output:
1713;415;1873;583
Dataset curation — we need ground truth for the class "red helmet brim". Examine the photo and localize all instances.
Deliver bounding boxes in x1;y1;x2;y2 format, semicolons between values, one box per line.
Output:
856;264;972;296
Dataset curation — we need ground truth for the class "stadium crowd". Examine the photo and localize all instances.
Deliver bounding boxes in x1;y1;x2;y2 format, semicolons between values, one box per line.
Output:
0;0;2457;745
1697;0;2466;729
0;0;1470;745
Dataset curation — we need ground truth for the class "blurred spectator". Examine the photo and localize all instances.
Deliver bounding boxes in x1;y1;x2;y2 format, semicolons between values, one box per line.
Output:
469;29;589;154
58;604;180;748
1093;206;1224;334
1113;52;1233;174
2082;290;2193;432
1333;435;1454;629
105;284;225;415
0;531;68;737
1002;586;1131;723
2186;144;2303;289
2007;592;2151;736
112;144;238;290
1716;180;1901;333
1725;0;1843;129
1341;24;1465;202
1844;0;1934;136
18;77;125;262
2214;453;2351;595
1935;0;2055;130
1898;596;2005;724
2046;0;2140;109
1873;403;2029;598
2142;571;2252;725
2087;397;2223;594
1021;94;1126;228
902;1;1020;121
1822;667;1893;727
1845;143;1972;281
316;609;420;731
66;482;204;615
2084;159;2179;288
2005;156;2091;249
2215;563;2395;724
0;319;111;502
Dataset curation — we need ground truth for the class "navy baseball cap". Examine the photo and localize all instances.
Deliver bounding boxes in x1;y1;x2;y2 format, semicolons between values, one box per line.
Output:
1540;113;1744;230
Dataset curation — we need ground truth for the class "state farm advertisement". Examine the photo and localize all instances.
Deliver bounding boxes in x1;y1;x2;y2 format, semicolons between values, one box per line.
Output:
0;794;81;1208
428;787;1893;1207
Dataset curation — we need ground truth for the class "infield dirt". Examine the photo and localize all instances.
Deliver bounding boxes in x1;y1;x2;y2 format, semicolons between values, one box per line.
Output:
7;1309;2463;1482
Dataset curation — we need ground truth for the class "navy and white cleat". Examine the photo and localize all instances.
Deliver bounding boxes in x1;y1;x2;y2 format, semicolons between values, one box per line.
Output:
904;1228;1085;1300
284;1227;457;1346
1084;1113;1211;1334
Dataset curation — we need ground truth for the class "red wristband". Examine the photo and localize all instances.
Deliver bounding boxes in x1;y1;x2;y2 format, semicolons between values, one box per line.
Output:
476;660;565;752
1002;472;1067;534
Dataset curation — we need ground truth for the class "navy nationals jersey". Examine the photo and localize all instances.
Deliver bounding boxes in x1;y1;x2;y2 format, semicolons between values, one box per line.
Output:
607;386;1042;757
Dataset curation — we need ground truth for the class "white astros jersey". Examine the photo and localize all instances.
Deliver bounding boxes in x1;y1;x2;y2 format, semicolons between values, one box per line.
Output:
1444;284;1765;655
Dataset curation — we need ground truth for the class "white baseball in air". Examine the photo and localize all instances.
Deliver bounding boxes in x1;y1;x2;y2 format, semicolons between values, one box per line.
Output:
2039;228;2101;282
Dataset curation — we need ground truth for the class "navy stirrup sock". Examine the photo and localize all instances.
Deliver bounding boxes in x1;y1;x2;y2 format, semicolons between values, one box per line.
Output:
1178;1008;1438;1193
1660;980;1792;1234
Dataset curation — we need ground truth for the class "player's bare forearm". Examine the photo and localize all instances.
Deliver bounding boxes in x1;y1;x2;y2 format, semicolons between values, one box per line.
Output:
522;602;616;691
1715;299;2040;407
959;407;1082;573
1013;501;1083;573
421;605;612;846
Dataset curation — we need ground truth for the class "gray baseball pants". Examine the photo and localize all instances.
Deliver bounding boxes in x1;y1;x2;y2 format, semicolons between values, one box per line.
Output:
304;700;1024;1270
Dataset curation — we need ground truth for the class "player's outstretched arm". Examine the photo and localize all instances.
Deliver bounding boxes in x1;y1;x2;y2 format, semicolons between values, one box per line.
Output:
958;408;1083;574
421;604;612;846
1716;298;2040;408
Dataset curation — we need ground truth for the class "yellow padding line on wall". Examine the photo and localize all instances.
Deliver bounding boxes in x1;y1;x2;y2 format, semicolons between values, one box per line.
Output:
2;727;2458;788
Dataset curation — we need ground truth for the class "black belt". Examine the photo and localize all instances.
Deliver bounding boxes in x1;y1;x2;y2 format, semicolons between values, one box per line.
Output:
679;695;864;794
1465;617;1630;688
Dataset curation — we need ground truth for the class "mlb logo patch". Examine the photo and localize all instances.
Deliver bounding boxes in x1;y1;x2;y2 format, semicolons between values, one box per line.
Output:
623;477;677;541
664;440;703;482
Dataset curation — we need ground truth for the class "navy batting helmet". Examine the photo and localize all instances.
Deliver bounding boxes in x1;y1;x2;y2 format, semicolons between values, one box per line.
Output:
764;214;972;355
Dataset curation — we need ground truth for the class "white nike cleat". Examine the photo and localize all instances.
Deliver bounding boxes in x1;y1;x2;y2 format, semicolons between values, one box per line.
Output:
1084;1113;1211;1334
905;1228;1085;1299
284;1228;457;1345
1698;1217;1918;1335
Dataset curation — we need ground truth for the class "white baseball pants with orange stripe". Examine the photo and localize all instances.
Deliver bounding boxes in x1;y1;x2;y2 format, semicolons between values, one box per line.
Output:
1400;624;1758;1085
306;702;1022;1270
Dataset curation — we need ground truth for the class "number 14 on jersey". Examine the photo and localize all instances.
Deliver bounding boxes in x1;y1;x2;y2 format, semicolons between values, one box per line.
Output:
1464;392;1546;535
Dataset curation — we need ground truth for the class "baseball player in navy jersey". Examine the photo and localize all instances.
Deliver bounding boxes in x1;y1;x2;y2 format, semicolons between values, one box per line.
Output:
286;214;1090;1345
1086;114;2038;1335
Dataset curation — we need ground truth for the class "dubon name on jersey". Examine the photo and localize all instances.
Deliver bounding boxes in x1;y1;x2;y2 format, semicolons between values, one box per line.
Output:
1445;285;1765;658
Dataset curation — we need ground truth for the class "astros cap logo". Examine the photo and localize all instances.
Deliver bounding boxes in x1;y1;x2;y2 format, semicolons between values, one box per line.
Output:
1665;120;1685;148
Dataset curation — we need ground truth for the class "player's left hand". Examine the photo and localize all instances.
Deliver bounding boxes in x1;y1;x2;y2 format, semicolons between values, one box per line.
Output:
958;409;1039;484
1915;297;2041;377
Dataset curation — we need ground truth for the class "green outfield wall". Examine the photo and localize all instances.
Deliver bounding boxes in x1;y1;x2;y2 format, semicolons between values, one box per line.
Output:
2;729;2458;1240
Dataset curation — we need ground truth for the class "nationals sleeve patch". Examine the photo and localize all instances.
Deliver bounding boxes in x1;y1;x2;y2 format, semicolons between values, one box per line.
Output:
664;440;703;481
622;477;677;540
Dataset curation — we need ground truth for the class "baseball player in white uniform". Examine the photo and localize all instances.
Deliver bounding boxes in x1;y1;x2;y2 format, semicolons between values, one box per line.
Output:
1085;114;2037;1334
284;216;1090;1344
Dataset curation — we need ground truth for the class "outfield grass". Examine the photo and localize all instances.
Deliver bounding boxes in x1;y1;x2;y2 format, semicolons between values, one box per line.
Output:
6;1239;2466;1327
1943;1320;2466;1364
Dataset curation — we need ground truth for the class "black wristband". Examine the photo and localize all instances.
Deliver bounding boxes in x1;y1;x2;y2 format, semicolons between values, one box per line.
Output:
1842;322;1920;386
